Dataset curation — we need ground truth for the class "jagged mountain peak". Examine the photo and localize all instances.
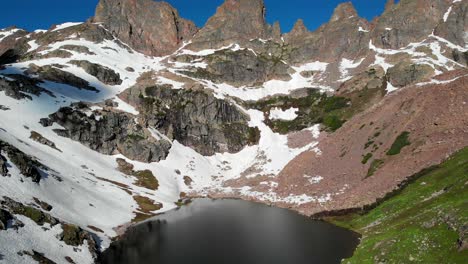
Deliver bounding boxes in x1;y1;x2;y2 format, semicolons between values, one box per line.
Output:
188;0;269;49
384;0;396;11
291;19;309;35
0;0;467;263
330;2;359;22
93;0;197;56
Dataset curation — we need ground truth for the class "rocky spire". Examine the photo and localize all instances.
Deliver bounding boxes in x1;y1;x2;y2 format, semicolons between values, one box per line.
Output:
330;2;358;22
384;0;396;11
94;0;197;56
190;0;269;48
290;19;309;35
271;21;282;41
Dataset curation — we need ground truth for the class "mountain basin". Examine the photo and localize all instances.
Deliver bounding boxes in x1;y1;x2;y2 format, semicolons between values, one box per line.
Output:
99;198;360;264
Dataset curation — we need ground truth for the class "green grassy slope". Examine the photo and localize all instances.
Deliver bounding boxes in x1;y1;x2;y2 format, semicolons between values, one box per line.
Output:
329;148;468;264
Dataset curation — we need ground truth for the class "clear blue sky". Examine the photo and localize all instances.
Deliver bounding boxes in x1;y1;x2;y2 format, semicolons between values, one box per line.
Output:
0;0;396;33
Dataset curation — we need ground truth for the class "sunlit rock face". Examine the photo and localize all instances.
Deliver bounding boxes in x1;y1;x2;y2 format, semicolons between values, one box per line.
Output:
94;0;198;56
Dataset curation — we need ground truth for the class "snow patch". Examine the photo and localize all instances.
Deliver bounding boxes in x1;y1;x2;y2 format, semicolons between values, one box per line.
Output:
339;58;364;79
269;107;298;121
0;28;22;42
443;6;453;22
51;22;83;32
305;175;324;184
26;40;40;53
113;96;139;115
358;26;369;33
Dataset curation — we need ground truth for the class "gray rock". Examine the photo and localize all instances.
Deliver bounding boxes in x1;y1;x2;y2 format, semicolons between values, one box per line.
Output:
47;104;171;163
121;84;260;155
434;1;468;49
177;48;292;87
69;60;122;85
387;61;434;87
371;0;450;49
0;153;8;176
284;2;370;63
0;76;48;100
452;49;468;66
60;45;96;55
26;64;98;92
0;141;43;183
0;209;13;230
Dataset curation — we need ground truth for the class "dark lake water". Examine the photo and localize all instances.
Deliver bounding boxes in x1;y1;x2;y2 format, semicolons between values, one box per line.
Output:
99;199;359;264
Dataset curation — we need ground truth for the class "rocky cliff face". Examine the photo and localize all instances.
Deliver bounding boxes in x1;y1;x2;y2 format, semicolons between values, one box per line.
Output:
94;0;198;56
285;2;370;63
0;0;467;263
45;103;171;163
434;0;468;47
120;81;259;156
371;0;451;49
189;0;270;50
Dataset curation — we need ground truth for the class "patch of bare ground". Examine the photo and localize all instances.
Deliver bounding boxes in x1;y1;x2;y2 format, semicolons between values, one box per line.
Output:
115;158;159;190
287;129;316;148
132;195;162;223
274;70;468;215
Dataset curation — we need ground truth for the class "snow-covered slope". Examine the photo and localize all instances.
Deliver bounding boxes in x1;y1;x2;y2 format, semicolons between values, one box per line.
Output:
0;0;467;262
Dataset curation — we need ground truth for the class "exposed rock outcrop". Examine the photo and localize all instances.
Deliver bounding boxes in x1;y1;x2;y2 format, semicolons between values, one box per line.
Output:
0;75;49;100
434;0;468;48
0;208;13;230
0;153;7;176
26;64;98;92
46;103;171;163
120;83;260;155
94;0;197;56
69;60;122;85
371;0;451;49
189;0;270;49
178;48;292;87
387;61;434;87
0;141;44;183
284;2;370;63
1;197;57;226
29;131;61;152
0;27;28;64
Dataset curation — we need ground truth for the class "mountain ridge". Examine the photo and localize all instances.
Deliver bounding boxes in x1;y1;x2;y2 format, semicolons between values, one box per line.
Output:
0;0;466;263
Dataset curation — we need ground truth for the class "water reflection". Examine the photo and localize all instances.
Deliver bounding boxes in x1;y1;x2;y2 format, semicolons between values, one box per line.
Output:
99;199;359;264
